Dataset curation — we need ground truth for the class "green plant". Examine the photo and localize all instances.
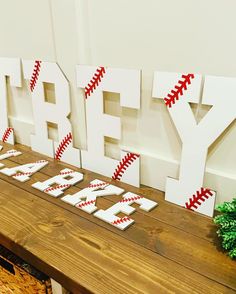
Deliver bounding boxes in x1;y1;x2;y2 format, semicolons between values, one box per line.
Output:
214;198;236;259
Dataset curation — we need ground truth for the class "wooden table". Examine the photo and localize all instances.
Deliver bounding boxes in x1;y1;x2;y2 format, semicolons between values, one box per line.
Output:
0;143;235;293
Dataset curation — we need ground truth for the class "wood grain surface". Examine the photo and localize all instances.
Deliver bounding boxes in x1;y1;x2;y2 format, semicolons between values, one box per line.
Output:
0;142;235;293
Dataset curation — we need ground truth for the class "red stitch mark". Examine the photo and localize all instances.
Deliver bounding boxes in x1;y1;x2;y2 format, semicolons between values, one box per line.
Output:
59;170;74;176
30;60;42;92
119;195;143;203
36;160;47;163
55;132;72;161
112;217;131;226
185;187;213;210
85;67;106;99
88;182;108;189
112;153;140;181
44;184;71;193
77;200;96;208
164;74;195;108
14;161;46;177
14;172;33;177
7;150;18;155
2;128;14;143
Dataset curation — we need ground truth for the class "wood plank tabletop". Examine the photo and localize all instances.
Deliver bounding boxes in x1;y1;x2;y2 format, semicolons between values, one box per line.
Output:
0;142;235;293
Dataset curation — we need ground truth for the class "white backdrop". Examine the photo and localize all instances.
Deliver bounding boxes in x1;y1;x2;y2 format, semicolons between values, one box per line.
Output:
1;0;236;204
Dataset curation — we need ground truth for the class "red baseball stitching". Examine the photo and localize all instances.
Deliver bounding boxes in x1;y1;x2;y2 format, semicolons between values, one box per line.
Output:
54;132;72;161
59;170;74;176
14;161;47;177
164;74;194;108
30;60;42;92
6;150;18;155
119;195;143;203
88;182;108;189
36;160;47;163
85;67;106;99
185;187;213;210
112;153;140;181
2;128;14;143
14;172;33;177
44;184;71;193
77;200;96;208
112;216;131;225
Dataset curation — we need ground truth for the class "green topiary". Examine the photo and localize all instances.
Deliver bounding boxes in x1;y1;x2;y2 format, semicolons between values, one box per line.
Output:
214;198;236;259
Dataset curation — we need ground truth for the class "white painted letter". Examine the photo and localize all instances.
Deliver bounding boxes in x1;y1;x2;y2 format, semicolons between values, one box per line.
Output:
32;168;83;197
0;58;21;144
77;65;140;187
94;192;158;230
0;160;48;182
62;179;124;213
152;72;236;216
22;60;81;167
0;148;22;168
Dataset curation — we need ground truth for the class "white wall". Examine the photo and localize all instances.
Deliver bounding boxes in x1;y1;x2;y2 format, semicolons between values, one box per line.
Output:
1;0;236;204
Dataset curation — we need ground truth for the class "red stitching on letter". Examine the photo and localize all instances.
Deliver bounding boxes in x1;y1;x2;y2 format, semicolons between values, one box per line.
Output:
59;170;75;176
164;74;194;108
112;217;131;225
30;60;42;92
55;132;72;161
7;150;18;155
77;200;96;208
14;160;47;177
185;187;213;210
35;159;47;163
14;172;33;177
88;182;108;189
119;195;143;203
44;184;71;193
36;160;47;163
112;153;140;181
2;128;13;143
85;67;106;99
